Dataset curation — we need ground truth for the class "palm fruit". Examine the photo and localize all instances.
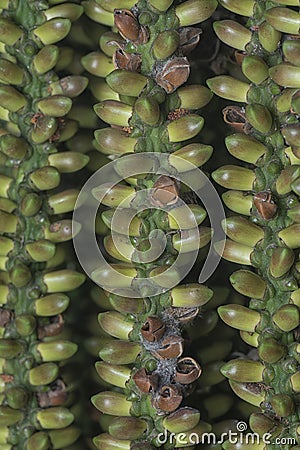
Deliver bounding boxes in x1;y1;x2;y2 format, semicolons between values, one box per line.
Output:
83;0;220;447
208;0;300;447
0;1;88;448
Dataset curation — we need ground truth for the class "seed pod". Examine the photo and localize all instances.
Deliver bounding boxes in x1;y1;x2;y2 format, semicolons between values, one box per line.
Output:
279;224;300;248
221;359;264;383
94;128;137;156
94;100;132;127
218;0;255;16
213;20;252;51
33;18;71;45
43;269;85;292
207;76;249;102
152;335;184;359
265;7;300;35
281;125;300;147
230;270;266;299
148;0;174;11
162;407;200;433
106;70;147;97
92;391;131;416
218;304;261;332
152;385;183;412
36;340;78;362
95;362;131;388
81;51;114;77
10;262;31;287
0;210;18;233
175;0;218;27
155;57;190;94
258;21;281;53
35;407;74;430
213;165;255;191
270;394;295;417
44;4;83;21
37;96;72;117
0;339;24;359
270;247;294;278
31;115;58;144
150;175;179;207
153;30;180;60
0;406;23;426
258;338;285;363
26;431;50;450
33;45;59;74
225;133;266;164
171;283;213;307
29;166;60;191
239;330;259;348
174;357;201;384
114;9;140;41
273;304;300;332
177;85;213;109
245;103;273;134
135;97;160;126
29;363;59;386
93;184;136;208
0;59;24;85
141;315;165;342
47;189;79;214
34;293;70;316
167;114;204;142
242;55;269;84
215;239;253;265
283;39;300;67
222;190;252;215
98;311;134;340
48;426;81;449
173;227;211;253
0;134;29;160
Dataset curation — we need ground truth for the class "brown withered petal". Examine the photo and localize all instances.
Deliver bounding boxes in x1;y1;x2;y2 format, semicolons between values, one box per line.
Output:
132;368;158;393
113;48;142;72
37;379;67;407
38;314;64;339
136;26;149;45
222;106;247;133
150;175;180;208
152;335;184;359
178;27;202;55
141;315;166;342
0;309;13;327
114;9;140;42
155;57;190;94
175;357;201;384
152;385;183;412
253;191;277;220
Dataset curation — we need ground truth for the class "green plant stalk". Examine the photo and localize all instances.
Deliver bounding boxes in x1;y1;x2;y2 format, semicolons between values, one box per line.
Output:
82;0;223;448
208;0;300;448
0;1;88;448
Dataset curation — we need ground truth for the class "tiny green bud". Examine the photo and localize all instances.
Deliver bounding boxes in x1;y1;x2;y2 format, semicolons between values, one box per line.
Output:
98;311;134;340
109;417;147;440
48;426;81;449
33;18;71;45
26;432;50;450
92;391;131;416
175;0;218;27
207;76;250;102
153;30;180;59
249;413;279;436
37;96;72;117
29;166;60;191
270;247;295;278
92;264;137;289
230;270;266;299
242;55;269;84
270;64;300;89
33;45;59;74
221;359;264;382
47;189;79;214
29;363;59;386
273;304;299;332
213;165;255;191
229;380;264;407
95;362;130;388
0;211;18;233
265;7;300;35
37;340;78;362
30;116;58;144
43;269;85;292
135;96;160;126
222;217;264;247
0;134;29;160
0;406;23;426
99;340;141;364
168;204;207;229
213;20;252;51
281;125;300;147
218;304;260;332
283;39;300;67
225;133;266;164
222;190;252;215
245;103;273;134
49;75;88;98
279;224;300;248
258;21;281;53
218;0;255;16
0;86;26;112
0;339;24;359
167;114;204;142
10;262;31;287
171;284;213;307
26;240;56;262
90;78;119;102
20;193;42;217
0;59;24;85
258;338;285;363
15;314;36;336
0;18;23;45
94;100;132;127
106;70;147;97
81;51;114;77
6;386;28;409
148;0;174;11
276;165;300;195
270;394;294;417
36;407;74;429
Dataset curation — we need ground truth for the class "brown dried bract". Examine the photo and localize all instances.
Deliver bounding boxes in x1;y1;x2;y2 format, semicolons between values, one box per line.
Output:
223;105;247;133
150;175;180;208
178;27;202;55
114;9;149;44
132;368;158;393
37;379;67;407
174;357;201;384
0;309;13;327
38;314;64;339
253;191;277;220
141;315;166;342
152;385;183;412
155;57;190;94
151;335;184;359
113;48;142;72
